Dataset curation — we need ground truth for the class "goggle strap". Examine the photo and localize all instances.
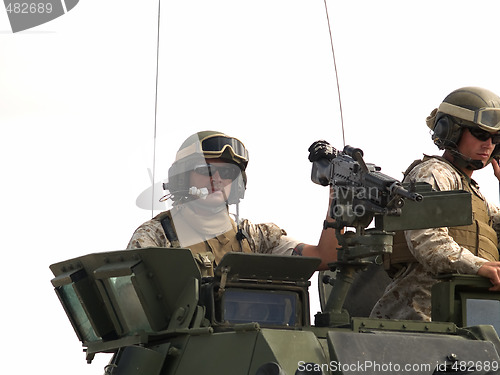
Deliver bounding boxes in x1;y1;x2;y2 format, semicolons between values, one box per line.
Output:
438;102;475;123
439;102;500;131
175;142;201;161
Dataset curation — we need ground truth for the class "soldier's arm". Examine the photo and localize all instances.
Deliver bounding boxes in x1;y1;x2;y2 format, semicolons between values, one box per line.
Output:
297;222;338;270
126;221;169;249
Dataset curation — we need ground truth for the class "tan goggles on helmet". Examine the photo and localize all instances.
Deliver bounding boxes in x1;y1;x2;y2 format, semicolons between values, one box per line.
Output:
200;135;248;160
176;134;249;161
439;102;500;131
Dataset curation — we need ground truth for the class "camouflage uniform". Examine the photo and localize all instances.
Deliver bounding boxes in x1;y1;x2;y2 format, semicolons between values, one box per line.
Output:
128;215;298;254
370;156;500;321
127;207;301;275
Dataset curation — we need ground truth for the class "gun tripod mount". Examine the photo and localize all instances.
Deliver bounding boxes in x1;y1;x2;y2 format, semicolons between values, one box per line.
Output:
315;226;394;327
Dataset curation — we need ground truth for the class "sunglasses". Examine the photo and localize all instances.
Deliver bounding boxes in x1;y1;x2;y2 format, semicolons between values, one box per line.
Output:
192;163;241;180
467;127;500;144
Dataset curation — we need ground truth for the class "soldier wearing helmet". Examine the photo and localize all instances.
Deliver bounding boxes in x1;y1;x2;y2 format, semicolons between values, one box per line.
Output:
371;87;500;321
127;131;338;276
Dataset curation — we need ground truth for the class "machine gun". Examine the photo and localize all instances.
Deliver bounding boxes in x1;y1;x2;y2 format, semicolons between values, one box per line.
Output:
311;144;422;228
309;142;473;326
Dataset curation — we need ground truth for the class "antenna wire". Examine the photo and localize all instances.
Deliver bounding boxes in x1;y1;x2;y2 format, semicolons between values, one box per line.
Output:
151;0;161;218
323;0;345;147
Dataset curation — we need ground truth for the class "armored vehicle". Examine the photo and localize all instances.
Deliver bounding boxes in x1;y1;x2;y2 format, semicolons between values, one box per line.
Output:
50;146;500;374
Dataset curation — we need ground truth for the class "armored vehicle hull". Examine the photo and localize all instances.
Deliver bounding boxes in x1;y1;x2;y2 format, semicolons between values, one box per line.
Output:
50;248;500;375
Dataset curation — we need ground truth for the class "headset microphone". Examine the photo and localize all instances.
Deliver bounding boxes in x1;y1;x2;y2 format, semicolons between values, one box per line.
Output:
188;187;209;199
160;182;209;201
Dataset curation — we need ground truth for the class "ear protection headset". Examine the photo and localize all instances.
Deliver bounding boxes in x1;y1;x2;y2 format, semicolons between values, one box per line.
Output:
430;113;464;150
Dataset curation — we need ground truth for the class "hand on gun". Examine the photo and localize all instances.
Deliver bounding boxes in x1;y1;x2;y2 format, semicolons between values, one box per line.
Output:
308;140;337;162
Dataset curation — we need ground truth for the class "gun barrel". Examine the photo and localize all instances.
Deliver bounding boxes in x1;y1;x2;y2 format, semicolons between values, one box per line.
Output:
390;183;423;202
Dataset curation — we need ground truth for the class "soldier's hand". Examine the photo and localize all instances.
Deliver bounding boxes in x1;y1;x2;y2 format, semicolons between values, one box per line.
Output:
308;140;337;162
477;262;500;291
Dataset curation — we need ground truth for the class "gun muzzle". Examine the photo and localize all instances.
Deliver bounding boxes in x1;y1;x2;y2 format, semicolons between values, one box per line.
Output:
390;183;423;202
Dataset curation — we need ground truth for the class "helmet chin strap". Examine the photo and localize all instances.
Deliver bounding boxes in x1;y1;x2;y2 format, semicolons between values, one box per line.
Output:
448;149;484;171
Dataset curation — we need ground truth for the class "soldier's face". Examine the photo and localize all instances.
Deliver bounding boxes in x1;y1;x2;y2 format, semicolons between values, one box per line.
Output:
189;160;235;206
457;128;496;166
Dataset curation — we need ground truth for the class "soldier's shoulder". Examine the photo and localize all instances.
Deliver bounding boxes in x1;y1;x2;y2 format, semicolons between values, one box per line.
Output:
403;155;460;190
408;156;457;177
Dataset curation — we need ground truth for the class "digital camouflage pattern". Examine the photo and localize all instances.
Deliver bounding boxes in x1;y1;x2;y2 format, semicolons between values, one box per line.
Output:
127;213;300;256
371;156;500;321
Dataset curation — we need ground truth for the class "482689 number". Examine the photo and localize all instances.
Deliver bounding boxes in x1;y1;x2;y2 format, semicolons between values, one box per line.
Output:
6;3;53;14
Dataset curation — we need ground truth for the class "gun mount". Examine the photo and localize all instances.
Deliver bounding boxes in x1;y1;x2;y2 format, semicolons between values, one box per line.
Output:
310;145;474;326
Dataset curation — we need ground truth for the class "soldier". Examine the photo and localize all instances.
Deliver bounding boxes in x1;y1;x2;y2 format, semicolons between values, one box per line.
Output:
371;87;500;321
127;130;338;276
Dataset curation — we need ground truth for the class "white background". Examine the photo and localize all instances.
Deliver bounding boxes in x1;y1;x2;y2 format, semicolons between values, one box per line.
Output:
1;0;500;373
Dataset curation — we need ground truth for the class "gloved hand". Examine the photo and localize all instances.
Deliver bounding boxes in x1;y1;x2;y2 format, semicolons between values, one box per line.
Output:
308;140;337;162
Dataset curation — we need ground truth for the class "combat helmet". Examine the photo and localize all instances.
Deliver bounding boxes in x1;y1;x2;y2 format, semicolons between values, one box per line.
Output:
426;86;500;169
165;130;249;204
